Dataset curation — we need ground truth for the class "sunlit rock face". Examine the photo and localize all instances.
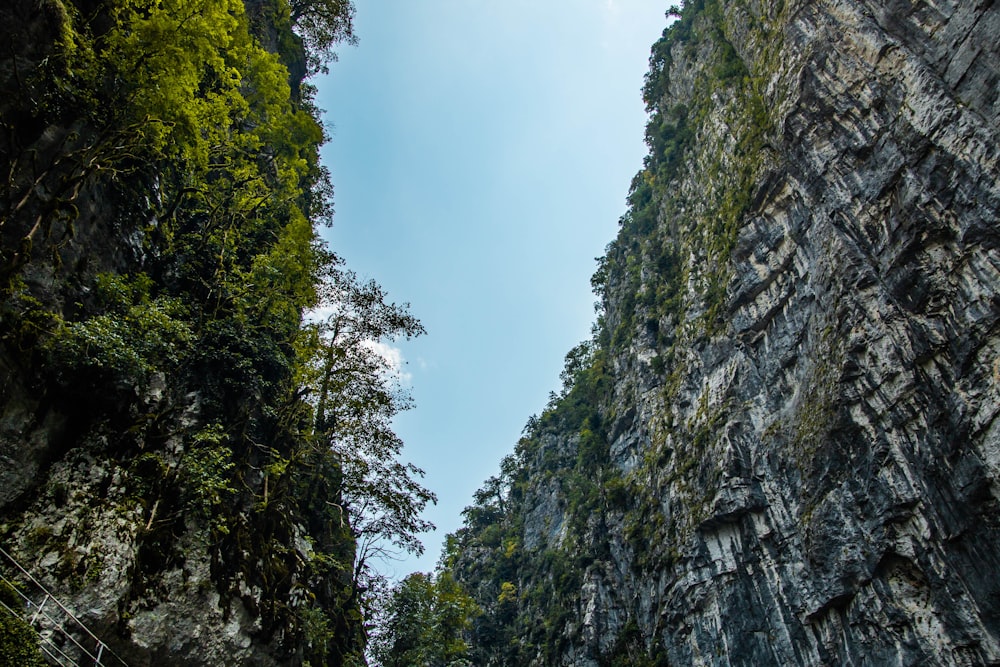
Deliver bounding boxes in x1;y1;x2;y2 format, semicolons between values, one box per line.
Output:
451;1;1000;665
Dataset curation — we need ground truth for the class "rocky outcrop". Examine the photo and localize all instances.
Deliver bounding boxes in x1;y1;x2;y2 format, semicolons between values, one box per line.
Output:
450;1;1000;665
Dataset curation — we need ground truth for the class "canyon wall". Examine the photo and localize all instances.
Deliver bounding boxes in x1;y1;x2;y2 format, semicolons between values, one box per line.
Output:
450;1;1000;665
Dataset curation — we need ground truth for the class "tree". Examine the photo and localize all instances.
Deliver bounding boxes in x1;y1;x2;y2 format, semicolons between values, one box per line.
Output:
369;571;478;667
288;0;358;73
298;263;436;608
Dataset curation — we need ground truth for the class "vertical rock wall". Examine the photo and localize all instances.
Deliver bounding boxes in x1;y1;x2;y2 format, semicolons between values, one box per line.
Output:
452;1;1000;665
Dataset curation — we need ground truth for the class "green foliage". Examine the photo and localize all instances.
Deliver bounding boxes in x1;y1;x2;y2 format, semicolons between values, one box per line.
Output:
102;0;257;165
47;273;193;385
298;605;336;662
370;571;479;667
595;0;783;353
600;619;672;667
299;267;433;571
5;0;335;398
497;580;517;605
0;582;46;667
540;340;611;435
643;0;705;110
289;0;358;73
0;0;393;662
643;103;694;191
0;279;63;354
282;265;437;660
180;424;237;532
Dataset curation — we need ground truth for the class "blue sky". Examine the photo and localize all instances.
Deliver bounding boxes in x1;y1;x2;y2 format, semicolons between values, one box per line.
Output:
315;0;671;577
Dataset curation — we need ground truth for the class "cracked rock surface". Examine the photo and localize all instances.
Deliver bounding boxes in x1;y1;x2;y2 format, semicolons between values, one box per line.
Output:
451;1;1000;665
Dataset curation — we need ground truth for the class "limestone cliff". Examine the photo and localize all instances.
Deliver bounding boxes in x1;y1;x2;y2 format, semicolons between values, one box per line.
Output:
449;1;1000;665
0;0;368;664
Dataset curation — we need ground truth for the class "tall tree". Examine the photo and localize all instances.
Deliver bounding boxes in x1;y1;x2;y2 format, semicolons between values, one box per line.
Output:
298;263;436;618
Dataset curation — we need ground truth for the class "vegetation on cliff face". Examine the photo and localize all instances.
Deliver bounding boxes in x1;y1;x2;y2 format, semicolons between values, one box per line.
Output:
0;582;47;667
0;0;430;663
411;0;784;662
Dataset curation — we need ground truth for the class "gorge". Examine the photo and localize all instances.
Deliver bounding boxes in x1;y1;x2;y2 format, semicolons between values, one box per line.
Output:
3;0;1000;666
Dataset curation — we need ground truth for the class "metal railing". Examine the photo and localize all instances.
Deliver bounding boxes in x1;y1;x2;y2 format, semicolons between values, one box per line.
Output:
0;544;129;666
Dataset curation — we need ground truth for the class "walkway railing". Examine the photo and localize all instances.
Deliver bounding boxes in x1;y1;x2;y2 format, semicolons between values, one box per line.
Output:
0;544;129;666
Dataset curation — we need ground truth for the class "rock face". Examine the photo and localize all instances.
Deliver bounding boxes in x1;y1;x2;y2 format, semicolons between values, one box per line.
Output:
449;1;1000;665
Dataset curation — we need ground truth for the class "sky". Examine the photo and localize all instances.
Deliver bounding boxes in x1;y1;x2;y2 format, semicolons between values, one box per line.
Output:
314;0;671;577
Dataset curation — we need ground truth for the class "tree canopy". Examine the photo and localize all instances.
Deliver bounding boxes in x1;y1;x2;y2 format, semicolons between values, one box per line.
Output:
369;571;479;667
289;0;358;72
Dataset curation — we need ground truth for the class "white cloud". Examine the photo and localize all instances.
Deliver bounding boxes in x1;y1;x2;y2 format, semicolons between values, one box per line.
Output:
303;307;415;386
362;339;413;386
303;304;336;325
